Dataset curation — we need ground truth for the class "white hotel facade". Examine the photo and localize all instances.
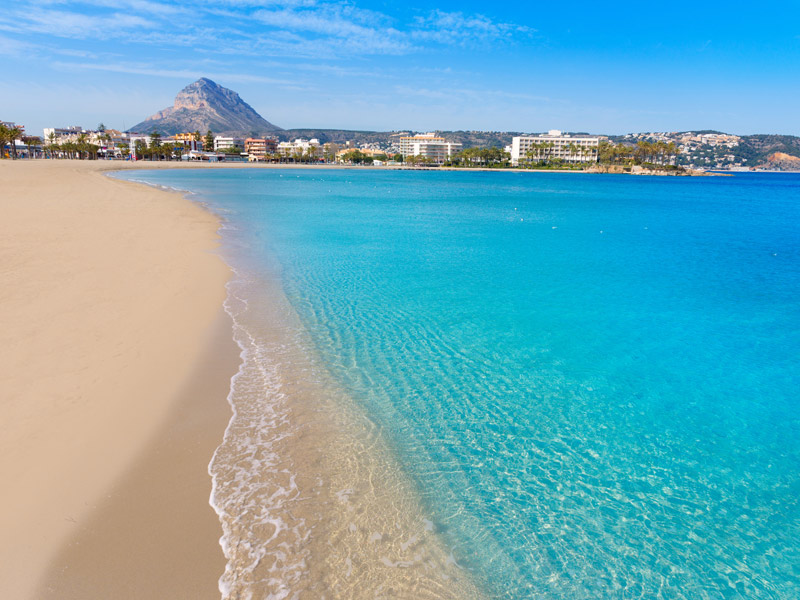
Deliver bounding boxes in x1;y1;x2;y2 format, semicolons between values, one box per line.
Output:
511;130;601;166
398;133;462;164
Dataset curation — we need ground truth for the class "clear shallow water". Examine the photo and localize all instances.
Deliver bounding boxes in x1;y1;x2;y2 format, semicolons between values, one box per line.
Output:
119;169;799;599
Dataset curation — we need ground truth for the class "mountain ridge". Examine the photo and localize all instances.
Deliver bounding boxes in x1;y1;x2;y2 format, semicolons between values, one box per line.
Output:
129;78;281;136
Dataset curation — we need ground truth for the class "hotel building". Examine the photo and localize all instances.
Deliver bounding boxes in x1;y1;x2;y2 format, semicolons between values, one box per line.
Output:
42;126;81;141
213;136;244;152
277;138;321;158
245;137;278;160
174;132;199;142
511;130;600;166
398;133;462;164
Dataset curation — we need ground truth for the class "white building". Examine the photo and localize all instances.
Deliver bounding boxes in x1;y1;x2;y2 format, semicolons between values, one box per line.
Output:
42;126;82;142
277;138;321;158
398;133;462;164
511;130;600;166
213;136;244;152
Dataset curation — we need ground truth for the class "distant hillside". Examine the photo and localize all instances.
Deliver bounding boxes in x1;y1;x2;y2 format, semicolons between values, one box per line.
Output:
278;129;393;145
130;78;281;136
757;151;800;170
437;131;521;148
276;129;521;149
736;135;800;166
607;131;800;169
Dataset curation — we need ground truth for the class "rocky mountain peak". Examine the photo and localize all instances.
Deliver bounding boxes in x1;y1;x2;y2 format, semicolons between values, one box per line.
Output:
129;78;282;136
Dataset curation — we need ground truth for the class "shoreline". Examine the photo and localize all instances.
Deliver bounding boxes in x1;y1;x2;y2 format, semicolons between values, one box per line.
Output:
16;157;713;175
0;160;236;599
115;163;486;597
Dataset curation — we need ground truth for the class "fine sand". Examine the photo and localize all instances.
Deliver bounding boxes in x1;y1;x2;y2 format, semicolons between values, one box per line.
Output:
0;160;236;599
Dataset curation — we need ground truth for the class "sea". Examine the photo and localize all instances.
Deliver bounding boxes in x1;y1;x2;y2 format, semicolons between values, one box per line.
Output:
115;168;799;599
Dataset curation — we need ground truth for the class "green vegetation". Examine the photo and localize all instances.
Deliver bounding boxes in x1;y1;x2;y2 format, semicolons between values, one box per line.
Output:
0;123;23;158
22;135;41;158
446;146;510;167
597;140;680;167
218;146;244;155
404;155;437;166
733;135;800;165
517;141;597;168
340;149;374;164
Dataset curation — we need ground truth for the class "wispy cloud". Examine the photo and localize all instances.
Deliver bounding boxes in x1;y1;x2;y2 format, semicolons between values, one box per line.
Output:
1;0;533;59
0;34;40;56
53;60;301;86
0;7;153;39
411;10;535;45
251;3;410;55
394;84;553;105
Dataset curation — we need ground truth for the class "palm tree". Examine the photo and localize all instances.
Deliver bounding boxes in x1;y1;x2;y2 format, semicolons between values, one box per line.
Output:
100;132;112;158
134;139;146;160
0;124;9;159
77;133;89;159
566;143;577;164
22;136;41;158
47;131;57;158
8;126;23;159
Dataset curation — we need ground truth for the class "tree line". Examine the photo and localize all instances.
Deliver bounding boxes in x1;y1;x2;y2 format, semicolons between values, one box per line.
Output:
597;140;680;166
522;141;597;166
0;123;41;159
446;146;511;167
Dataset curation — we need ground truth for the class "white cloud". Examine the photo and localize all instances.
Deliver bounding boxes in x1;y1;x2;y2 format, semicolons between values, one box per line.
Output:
53;60;299;86
0;7;154;39
411;10;535;45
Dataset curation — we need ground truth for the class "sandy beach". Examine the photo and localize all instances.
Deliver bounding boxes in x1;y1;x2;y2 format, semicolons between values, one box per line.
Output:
0;160;236;599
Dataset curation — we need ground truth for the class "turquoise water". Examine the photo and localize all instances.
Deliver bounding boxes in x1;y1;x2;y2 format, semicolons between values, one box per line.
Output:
120;169;799;598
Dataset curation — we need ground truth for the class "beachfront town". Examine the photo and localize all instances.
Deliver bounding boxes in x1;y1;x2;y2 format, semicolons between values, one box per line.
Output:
0;119;782;171
1;123;604;166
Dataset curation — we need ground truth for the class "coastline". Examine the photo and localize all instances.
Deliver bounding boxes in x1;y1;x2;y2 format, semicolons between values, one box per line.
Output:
0;160;235;598
113;163;486;598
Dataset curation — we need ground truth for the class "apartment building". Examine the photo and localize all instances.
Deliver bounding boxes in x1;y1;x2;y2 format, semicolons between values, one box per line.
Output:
277;138;321;158
244;137;278;160
398;133;462;164
213;136;244;152
42;126;81;141
511;130;600;166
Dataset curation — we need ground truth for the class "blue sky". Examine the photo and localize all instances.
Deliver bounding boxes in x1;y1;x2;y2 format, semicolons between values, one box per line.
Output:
2;0;799;136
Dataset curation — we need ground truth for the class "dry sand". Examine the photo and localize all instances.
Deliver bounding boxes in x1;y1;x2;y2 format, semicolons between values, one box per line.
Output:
0;160;236;599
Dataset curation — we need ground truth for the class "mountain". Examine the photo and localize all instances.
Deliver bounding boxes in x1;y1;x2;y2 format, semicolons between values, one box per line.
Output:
129;78;281;136
736;134;800;166
757;151;800;170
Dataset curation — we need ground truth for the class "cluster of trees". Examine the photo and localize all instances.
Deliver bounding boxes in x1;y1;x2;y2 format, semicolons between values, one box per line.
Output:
47;135;101;159
404;154;438;165
131;132;177;160
598;140;680;166
0;123;41;159
521;141;597;167
39;128;114;160
446;146;510;167
338;149;393;164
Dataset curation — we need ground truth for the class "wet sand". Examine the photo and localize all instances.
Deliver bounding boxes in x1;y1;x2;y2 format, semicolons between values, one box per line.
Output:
0;160;234;599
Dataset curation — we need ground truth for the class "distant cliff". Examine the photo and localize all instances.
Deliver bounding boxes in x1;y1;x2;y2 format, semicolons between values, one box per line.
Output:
740;136;800;169
757;151;800;171
129;78;281;136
